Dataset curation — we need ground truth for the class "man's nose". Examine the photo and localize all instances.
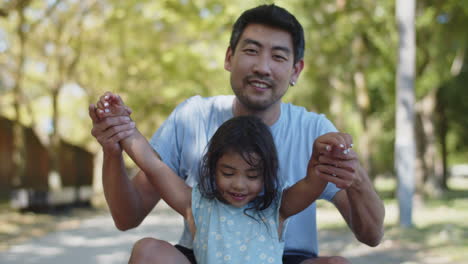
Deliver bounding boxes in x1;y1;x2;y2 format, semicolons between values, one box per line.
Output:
253;54;271;76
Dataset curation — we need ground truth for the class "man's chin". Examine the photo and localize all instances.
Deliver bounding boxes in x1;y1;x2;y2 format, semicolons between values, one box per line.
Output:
239;97;271;111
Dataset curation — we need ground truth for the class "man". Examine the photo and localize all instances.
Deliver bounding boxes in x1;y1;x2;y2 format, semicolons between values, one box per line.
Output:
89;4;384;264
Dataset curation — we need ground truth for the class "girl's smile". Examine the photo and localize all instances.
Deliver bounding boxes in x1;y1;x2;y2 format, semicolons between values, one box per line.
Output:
227;192;247;201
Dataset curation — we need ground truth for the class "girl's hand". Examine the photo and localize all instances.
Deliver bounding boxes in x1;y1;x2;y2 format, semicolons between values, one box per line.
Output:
95;91;132;119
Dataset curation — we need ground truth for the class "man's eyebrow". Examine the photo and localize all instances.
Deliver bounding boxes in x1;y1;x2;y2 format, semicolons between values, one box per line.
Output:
241;38;262;47
273;45;291;55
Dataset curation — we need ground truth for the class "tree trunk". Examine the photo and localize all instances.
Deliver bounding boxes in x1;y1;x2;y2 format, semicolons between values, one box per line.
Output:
11;2;29;188
416;91;445;197
329;77;345;130
395;0;416;228
49;86;61;173
353;71;374;180
436;86;450;190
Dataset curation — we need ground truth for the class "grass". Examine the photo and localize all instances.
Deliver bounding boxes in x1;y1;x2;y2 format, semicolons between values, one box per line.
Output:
316;176;468;264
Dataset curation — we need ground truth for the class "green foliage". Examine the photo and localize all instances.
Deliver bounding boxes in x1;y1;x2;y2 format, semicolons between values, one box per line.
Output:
0;0;467;175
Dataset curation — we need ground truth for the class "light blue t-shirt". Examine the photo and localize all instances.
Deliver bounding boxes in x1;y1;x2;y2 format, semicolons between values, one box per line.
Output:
150;95;340;257
192;185;284;264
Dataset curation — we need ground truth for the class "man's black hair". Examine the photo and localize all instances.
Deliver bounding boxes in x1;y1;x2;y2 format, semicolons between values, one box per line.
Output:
229;4;305;64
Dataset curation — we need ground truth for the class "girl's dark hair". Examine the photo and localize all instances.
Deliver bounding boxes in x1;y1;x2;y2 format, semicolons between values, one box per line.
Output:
229;4;305;64
199;115;279;213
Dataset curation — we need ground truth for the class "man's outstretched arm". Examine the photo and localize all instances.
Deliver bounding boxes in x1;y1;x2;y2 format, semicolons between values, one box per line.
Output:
89;103;161;230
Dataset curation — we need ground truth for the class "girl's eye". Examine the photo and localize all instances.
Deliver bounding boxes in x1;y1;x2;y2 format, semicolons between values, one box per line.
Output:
221;171;234;177
247;175;260;180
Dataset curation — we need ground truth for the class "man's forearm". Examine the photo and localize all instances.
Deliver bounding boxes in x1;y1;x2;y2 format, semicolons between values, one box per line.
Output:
102;151;146;230
346;166;385;246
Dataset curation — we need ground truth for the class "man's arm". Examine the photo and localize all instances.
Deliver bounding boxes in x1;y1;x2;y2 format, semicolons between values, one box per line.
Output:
89;104;161;230
312;132;385;246
332;164;385;246
316;142;385;246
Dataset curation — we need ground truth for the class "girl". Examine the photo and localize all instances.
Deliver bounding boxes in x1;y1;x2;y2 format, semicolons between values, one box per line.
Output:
96;92;342;264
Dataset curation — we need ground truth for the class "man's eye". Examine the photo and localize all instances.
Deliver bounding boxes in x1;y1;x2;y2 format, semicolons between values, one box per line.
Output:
243;49;258;54
273;55;287;61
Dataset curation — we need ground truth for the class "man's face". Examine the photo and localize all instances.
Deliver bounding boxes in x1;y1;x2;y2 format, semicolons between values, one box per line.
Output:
225;23;304;112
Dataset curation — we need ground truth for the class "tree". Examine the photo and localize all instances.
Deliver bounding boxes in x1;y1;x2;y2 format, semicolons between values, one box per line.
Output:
2;0;60;189
395;0;416;227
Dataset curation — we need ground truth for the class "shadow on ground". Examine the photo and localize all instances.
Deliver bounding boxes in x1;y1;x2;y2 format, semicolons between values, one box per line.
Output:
318;225;466;264
0;207;182;264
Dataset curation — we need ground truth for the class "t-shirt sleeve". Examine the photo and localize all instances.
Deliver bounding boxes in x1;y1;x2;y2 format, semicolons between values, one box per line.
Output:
149;96;199;178
316;113;338;136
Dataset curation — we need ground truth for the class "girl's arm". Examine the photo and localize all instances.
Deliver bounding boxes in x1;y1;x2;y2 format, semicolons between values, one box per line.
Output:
279;166;327;221
120;129;192;219
279;132;351;221
97;92;192;219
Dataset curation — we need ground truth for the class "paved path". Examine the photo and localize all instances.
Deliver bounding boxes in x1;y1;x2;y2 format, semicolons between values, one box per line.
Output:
0;205;183;264
0;202;443;264
0;209;394;264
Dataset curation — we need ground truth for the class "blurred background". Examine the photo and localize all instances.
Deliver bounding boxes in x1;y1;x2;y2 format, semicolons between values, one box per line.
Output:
0;0;467;263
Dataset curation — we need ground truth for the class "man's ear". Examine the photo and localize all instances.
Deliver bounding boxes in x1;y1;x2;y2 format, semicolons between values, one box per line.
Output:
224;46;233;72
290;59;304;85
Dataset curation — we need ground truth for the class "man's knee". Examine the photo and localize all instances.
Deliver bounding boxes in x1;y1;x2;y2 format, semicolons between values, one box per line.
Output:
129;237;171;263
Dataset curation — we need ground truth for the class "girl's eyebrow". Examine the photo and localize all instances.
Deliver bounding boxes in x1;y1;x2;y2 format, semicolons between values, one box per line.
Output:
219;164;236;170
218;163;261;172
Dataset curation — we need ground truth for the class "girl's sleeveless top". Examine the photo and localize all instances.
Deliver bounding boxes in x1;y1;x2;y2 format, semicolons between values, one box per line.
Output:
192;185;285;264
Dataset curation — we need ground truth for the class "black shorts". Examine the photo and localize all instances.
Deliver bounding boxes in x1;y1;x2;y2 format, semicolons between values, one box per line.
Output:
175;245;197;264
175;245;317;264
283;254;317;264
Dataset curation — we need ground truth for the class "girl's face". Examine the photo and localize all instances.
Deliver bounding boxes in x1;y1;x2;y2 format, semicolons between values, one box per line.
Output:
215;150;264;208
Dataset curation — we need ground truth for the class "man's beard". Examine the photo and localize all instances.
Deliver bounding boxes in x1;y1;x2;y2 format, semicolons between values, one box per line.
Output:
231;75;284;111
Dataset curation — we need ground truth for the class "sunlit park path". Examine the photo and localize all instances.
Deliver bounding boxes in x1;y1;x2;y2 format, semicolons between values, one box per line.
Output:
0;201;381;264
0;202;375;264
0;202;183;264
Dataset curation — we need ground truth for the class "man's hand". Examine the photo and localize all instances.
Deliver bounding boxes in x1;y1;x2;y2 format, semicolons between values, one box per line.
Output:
309;132;358;189
89;92;135;155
